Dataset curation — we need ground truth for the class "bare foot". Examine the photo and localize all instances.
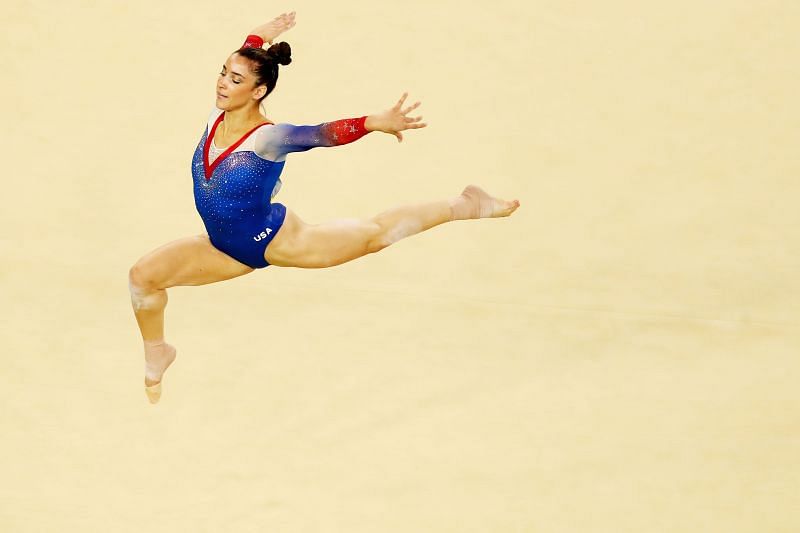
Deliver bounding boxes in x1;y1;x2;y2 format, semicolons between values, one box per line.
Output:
450;185;520;220
143;340;177;403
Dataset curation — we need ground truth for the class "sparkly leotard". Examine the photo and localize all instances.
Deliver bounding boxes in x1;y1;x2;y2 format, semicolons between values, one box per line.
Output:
191;107;370;268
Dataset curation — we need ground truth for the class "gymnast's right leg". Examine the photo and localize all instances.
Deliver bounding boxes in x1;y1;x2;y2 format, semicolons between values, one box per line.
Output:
128;233;254;403
265;184;520;268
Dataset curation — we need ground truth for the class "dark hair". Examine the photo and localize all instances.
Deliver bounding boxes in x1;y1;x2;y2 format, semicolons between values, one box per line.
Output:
235;42;292;101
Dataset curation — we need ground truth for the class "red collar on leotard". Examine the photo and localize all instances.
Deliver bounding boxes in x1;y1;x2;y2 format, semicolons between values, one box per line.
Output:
203;112;273;180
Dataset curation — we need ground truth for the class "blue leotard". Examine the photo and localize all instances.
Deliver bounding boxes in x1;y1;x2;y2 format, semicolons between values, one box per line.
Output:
191;107;370;268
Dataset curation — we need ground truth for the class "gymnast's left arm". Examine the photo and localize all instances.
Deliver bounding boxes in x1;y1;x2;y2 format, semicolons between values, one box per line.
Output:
254;92;427;161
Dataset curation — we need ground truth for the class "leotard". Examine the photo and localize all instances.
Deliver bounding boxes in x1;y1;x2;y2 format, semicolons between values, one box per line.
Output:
191;107;370;268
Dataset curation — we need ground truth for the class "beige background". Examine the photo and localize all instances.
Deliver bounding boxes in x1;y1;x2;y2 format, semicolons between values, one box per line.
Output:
2;0;799;531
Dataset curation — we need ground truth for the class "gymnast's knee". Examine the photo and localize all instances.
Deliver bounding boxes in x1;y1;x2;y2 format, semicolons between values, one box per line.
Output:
128;264;166;311
365;223;392;254
128;262;154;289
367;218;423;254
365;238;391;255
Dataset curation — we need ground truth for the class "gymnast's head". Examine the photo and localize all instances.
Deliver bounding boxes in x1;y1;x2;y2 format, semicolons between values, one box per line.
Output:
216;42;292;110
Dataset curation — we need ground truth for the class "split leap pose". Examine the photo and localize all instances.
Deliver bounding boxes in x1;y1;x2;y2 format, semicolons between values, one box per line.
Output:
128;12;520;403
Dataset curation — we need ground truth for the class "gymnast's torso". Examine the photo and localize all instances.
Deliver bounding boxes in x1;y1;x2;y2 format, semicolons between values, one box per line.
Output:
190;107;370;268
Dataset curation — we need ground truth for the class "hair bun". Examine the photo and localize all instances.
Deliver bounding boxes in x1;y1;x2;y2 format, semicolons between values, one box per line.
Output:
266;42;292;66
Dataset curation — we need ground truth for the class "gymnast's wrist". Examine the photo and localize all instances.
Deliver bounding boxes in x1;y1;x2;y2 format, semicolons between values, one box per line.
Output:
364;115;378;132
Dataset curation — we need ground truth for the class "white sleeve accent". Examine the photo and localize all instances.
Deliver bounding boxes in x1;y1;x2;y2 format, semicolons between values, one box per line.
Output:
252;125;289;163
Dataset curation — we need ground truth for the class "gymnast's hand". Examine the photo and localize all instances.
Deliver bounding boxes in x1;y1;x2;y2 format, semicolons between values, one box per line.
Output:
364;92;427;143
249;11;297;45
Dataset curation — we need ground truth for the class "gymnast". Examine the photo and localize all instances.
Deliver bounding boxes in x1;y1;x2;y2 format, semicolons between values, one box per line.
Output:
128;12;520;403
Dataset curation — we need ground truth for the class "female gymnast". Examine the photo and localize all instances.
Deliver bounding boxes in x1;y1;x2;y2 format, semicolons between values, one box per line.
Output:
128;12;520;403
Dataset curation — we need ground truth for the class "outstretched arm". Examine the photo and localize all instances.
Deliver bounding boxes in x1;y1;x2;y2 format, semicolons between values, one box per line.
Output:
255;93;427;161
255;117;370;161
243;12;297;48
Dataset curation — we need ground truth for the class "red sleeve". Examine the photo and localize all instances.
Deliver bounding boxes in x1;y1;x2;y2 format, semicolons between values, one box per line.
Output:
320;116;369;145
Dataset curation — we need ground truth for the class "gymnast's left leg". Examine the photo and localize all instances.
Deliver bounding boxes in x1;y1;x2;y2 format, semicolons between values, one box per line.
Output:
265;184;520;268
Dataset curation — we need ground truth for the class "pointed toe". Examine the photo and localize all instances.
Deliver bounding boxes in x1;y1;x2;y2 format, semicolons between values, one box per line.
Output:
145;382;162;404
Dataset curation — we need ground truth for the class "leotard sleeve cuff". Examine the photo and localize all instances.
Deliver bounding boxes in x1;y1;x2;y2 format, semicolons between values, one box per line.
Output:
242;34;265;49
325;116;370;145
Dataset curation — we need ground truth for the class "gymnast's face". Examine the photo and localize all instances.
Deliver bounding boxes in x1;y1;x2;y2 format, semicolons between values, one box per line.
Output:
216;54;266;110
